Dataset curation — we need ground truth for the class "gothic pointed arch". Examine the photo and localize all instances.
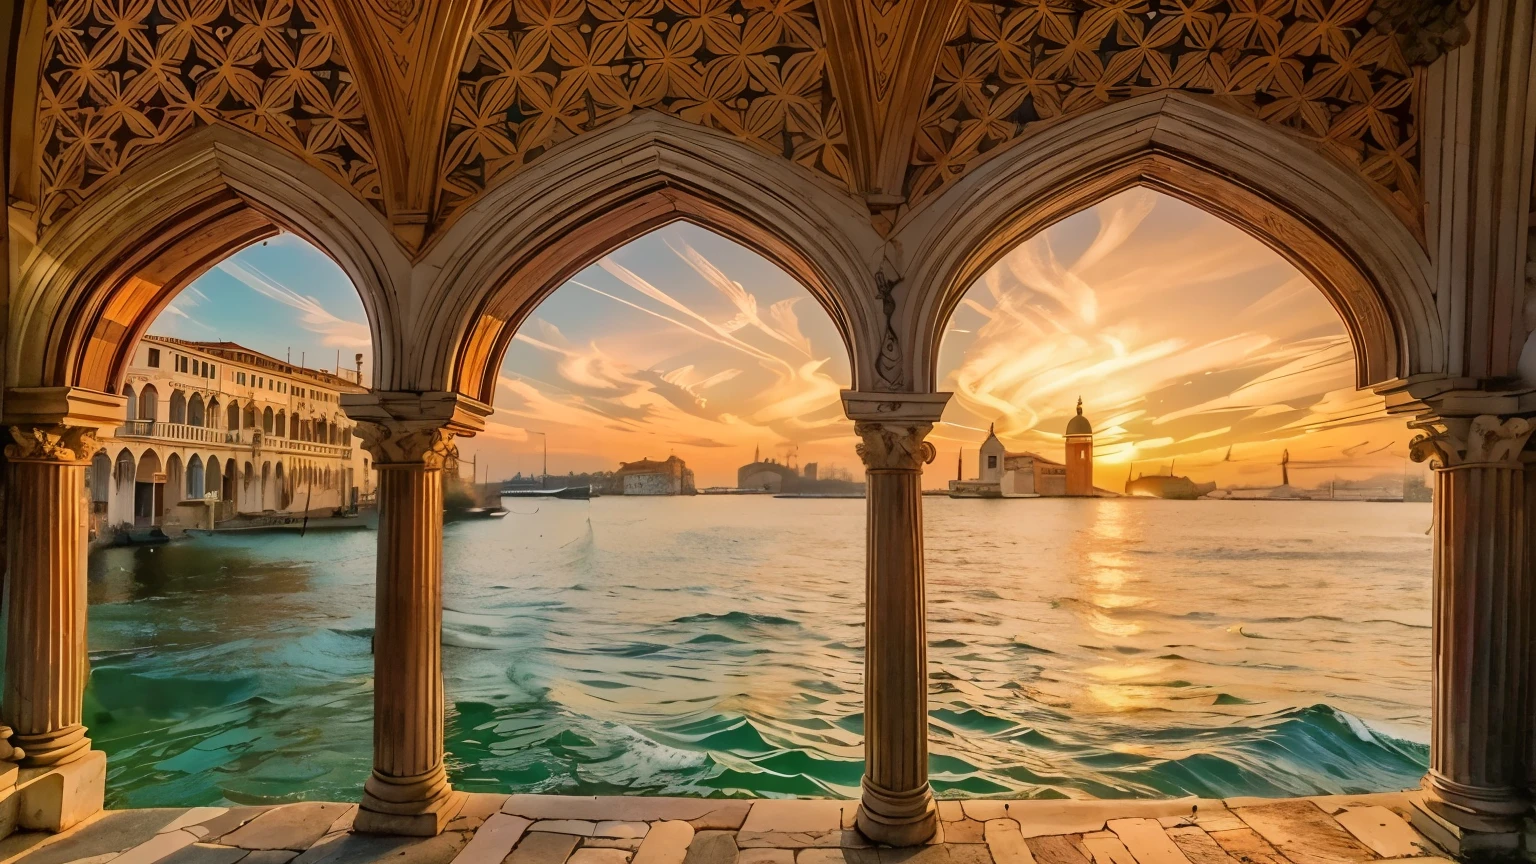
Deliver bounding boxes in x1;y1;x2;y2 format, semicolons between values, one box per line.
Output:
8;126;406;397
899;93;1440;393
418;114;884;406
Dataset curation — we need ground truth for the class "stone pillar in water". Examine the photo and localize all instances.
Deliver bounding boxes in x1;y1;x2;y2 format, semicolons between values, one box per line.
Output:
1409;414;1532;853
844;391;949;846
353;420;465;836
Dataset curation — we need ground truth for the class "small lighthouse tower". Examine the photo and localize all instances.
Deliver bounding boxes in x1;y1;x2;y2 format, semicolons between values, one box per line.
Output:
1065;397;1094;496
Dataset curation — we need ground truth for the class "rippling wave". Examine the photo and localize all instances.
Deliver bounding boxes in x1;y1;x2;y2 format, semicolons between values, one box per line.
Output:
82;498;1431;807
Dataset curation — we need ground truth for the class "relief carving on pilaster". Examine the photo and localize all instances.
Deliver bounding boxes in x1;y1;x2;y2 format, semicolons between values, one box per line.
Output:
1408;415;1535;469
356;423;456;468
4;425;98;463
855;421;936;471
874;272;905;391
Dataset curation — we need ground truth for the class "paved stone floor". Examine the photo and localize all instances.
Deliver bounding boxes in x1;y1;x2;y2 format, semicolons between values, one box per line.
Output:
0;791;1452;864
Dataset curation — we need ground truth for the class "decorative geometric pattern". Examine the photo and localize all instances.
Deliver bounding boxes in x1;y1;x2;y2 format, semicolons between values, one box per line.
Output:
438;0;852;222
36;0;383;226
907;0;1421;221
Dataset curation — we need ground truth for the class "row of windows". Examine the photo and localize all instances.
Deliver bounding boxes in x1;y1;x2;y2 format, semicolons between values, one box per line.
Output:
145;345;345;404
146;347;215;380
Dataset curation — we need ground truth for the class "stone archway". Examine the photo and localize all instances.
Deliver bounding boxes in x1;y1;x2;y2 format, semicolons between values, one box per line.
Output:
6;126;405;398
417;114;885;405
896;93;1442;395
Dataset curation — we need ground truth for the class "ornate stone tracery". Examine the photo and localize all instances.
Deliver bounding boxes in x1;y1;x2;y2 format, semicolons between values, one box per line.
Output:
906;0;1422;224
436;0;854;223
34;0;384;227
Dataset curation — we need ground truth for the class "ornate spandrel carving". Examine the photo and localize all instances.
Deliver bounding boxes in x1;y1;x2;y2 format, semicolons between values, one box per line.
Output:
906;0;1422;224
1409;415;1535;469
855;421;937;471
875;272;905;390
356;423;456;468
5;425;98;463
438;0;852;222
36;0;384;226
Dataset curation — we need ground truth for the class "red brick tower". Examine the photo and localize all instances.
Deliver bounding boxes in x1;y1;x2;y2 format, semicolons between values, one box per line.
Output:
1064;397;1094;497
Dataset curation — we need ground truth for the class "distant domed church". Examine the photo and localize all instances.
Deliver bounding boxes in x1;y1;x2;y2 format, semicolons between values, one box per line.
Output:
1064;397;1094;497
947;399;1100;498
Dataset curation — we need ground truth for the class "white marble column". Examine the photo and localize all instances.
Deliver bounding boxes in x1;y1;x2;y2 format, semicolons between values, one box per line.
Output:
3;422;107;830
849;404;943;846
1409;415;1532;850
353;422;466;836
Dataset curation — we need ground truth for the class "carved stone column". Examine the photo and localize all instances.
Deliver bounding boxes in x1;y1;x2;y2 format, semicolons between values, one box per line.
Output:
852;412;941;846
3;423;106;830
1408;415;1532;851
353;422;466;836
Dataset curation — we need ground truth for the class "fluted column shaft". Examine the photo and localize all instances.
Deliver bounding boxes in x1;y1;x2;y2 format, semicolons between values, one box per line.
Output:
4;425;96;767
1411;416;1533;837
355;423;464;836
854;420;938;846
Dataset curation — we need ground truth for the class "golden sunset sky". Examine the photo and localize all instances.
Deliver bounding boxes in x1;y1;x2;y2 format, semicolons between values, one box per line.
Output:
155;189;1421;492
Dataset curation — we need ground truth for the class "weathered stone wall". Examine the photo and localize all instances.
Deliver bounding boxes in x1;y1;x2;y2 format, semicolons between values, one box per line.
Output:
623;473;680;496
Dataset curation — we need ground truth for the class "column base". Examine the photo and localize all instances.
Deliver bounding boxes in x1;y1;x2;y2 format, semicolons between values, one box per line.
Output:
1409;776;1523;854
355;769;465;837
14;749;105;833
856;779;938;846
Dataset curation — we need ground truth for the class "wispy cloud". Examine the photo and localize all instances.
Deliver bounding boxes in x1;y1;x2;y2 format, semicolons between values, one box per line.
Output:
217;259;371;349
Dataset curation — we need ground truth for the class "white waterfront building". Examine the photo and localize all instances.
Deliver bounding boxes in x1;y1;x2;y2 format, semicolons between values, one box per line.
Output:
87;335;375;534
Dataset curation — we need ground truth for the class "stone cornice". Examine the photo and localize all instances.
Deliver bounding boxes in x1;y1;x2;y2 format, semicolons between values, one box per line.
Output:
339;390;490;438
1;387;127;431
841;390;952;424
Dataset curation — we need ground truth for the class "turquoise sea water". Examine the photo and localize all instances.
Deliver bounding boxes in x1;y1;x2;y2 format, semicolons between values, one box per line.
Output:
79;497;1432;808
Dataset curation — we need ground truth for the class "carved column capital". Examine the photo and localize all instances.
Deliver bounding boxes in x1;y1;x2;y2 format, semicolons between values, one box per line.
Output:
5;425;98;463
855;421;937;471
355;423;456;469
1409;415;1535;469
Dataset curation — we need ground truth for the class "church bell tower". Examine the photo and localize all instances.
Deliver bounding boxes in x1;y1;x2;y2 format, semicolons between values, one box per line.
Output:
1064;398;1094;497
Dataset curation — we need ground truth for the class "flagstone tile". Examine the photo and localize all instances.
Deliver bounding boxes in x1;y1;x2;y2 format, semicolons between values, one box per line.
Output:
681;830;737;864
1106;818;1192;864
224;803;355;852
633;821;695;864
1233;802;1374;864
1332;807;1432;859
452;814;532;864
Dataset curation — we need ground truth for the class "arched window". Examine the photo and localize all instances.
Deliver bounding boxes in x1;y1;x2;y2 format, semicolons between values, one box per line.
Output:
206;457;222;500
163;453;183;505
207;398;220;428
139;385;159;422
263;407;274;434
290;413;300;438
188;393;204;427
316;418;328;444
186;455;204;499
170;390;187;424
122;385;137;419
275;410;286;438
90;451;111;504
228;401;241;430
